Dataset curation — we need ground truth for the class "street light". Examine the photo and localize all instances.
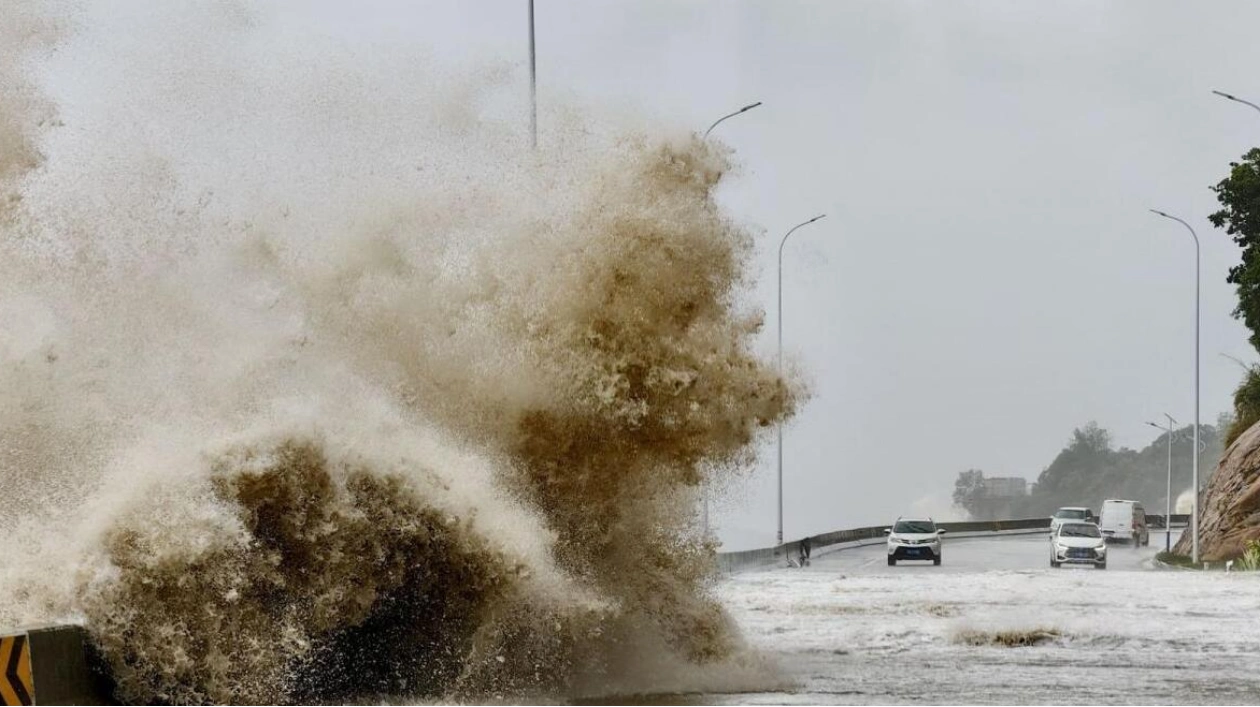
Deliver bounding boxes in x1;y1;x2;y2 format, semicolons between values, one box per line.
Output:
1212;90;1260;117
1220;351;1252;371
1146;413;1178;552
777;214;827;546
699;100;762;538
528;0;537;148
1150;208;1201;564
704;102;763;139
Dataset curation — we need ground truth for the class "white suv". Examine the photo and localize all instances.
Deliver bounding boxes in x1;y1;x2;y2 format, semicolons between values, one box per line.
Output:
885;518;946;566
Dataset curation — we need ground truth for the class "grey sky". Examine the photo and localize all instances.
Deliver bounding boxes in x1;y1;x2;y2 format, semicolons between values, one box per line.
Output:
65;0;1260;548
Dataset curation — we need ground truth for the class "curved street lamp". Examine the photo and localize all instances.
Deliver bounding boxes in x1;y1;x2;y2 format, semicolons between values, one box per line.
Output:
700;101;763;538
704;102;763;139
1212;90;1260;117
1149;208;1201;564
777;214;827;545
699;101;762;537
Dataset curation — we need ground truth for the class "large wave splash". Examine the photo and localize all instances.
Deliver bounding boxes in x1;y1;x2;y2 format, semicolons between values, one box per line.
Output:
0;1;799;703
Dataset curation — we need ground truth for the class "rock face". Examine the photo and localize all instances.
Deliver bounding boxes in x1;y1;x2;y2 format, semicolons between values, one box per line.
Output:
1174;420;1260;561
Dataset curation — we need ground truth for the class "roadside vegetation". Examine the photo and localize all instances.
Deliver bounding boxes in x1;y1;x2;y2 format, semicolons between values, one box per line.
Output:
1225;366;1260;446
1155;540;1260;570
1239;540;1260;570
1211;148;1260;446
1154;551;1200;568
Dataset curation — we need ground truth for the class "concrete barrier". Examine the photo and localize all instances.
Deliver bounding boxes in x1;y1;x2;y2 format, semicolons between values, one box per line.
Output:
0;626;113;706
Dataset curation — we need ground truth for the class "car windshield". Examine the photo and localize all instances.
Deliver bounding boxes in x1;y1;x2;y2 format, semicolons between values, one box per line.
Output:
894;520;936;534
1054;509;1088;519
1059;523;1101;538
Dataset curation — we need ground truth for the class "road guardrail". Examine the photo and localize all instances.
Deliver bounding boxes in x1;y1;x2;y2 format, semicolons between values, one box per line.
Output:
716;514;1191;573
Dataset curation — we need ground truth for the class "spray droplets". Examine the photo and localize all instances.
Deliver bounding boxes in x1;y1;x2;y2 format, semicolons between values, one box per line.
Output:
0;3;800;703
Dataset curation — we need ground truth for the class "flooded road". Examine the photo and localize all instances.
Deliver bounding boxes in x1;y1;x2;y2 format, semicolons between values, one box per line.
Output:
705;533;1260;704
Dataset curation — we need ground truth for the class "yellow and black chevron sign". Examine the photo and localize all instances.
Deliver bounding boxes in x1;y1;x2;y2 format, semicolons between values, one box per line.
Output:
0;634;32;706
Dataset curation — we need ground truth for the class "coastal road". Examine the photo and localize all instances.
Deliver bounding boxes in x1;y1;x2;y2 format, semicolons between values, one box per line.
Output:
703;532;1260;705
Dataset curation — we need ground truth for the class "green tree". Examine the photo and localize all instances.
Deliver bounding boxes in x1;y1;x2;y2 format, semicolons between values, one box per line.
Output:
1210;148;1260;441
1226;365;1260;446
952;422;1224;520
1020;421;1221;517
1210;148;1260;351
1031;422;1113;508
952;469;987;518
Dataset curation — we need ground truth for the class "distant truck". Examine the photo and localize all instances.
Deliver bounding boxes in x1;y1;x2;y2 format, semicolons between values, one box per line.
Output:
1098;499;1149;545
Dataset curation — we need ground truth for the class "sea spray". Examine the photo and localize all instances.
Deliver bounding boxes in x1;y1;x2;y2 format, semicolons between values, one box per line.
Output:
0;1;800;702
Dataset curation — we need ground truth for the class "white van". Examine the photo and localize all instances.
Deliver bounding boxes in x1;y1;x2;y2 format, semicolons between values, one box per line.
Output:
1098;499;1149;545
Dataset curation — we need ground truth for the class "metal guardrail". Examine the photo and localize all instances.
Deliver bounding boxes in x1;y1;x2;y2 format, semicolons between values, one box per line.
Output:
715;514;1192;573
1148;514;1190;529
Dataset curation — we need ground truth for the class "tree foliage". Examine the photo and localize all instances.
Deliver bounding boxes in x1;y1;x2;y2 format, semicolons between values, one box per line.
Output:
1210;148;1260;351
1209;148;1260;445
1227;365;1260;446
952;469;987;518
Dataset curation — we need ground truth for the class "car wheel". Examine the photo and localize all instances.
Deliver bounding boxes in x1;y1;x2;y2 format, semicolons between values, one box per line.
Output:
1050;559;1060;568
933;555;941;566
1096;562;1106;570
887;556;896;566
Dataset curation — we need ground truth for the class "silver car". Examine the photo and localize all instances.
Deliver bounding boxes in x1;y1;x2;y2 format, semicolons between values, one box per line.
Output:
1049;521;1107;569
1049;506;1095;534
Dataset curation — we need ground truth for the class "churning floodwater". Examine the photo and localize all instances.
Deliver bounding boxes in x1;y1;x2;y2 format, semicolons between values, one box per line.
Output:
0;2;798;703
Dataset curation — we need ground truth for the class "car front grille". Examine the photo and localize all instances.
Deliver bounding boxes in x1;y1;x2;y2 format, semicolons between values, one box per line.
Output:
1066;547;1094;558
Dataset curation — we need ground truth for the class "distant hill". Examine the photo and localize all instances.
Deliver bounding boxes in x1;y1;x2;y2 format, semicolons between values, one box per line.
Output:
954;421;1223;520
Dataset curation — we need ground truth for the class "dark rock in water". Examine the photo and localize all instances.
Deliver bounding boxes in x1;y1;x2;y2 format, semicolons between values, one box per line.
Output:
1174;420;1260;561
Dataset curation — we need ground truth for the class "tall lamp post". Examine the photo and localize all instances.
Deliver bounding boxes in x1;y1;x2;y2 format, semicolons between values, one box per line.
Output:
1146;413;1178;552
528;0;537;148
700;101;762;537
1212;90;1260;117
777;214;826;546
1150;209;1201;564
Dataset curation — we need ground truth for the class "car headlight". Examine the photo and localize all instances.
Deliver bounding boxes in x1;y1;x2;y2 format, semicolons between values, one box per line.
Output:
1095;544;1107;554
1054;543;1068;553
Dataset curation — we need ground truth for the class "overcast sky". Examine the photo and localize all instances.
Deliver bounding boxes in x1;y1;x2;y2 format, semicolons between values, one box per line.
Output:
61;1;1260;549
303;0;1260;548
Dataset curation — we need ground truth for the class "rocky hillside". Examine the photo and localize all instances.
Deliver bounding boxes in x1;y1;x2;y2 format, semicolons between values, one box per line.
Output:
1174;420;1260;560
